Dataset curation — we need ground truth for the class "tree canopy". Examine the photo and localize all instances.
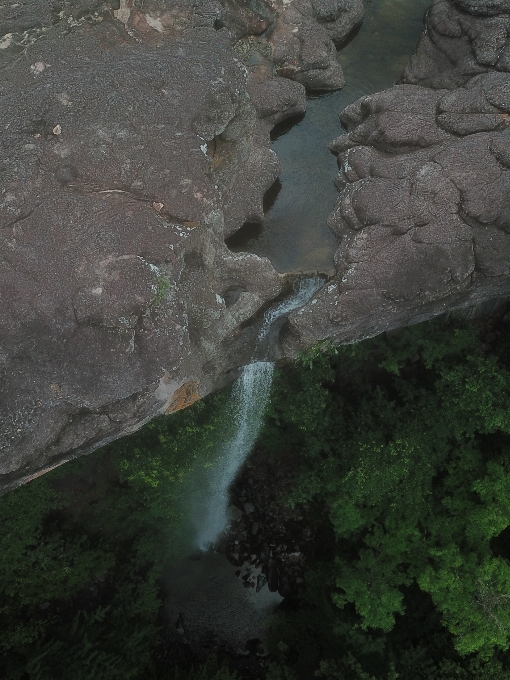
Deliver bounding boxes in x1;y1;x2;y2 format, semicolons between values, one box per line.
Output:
262;319;510;677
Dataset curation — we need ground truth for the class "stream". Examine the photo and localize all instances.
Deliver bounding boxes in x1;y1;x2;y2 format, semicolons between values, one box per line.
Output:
191;277;323;551
226;0;431;273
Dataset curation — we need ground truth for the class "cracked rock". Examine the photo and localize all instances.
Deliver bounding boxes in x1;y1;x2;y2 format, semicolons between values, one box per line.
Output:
1;1;320;491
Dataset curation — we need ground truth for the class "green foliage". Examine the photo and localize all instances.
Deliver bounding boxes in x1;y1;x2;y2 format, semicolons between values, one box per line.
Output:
4;314;510;679
0;478;110;608
108;388;235;557
298;339;339;371
315;656;398;680
0;387;233;679
24;606;157;680
0;477;114;659
266;662;298;680
437;655;508;679
153;275;171;305
263;318;510;669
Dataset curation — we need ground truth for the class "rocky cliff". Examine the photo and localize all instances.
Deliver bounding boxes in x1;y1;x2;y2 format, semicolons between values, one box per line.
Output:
0;0;362;491
2;0;509;492
287;0;510;350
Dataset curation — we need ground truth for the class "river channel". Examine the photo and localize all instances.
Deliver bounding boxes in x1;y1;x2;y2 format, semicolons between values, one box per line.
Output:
226;0;432;273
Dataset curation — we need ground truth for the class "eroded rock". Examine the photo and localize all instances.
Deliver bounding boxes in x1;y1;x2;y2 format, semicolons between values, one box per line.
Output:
287;0;510;351
402;0;510;88
269;0;363;90
110;0;363;91
0;0;324;491
0;0;366;490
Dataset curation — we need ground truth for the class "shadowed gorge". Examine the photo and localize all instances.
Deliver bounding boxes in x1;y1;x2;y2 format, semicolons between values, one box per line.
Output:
3;311;510;678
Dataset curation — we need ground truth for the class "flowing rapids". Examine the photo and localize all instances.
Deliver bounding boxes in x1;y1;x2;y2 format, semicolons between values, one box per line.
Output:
193;277;323;550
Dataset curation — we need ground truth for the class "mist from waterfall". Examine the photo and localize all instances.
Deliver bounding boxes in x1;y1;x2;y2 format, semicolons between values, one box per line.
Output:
192;277;323;550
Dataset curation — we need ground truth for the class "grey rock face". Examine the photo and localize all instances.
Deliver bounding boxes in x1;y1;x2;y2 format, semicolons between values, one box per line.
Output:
452;0;510;15
286;0;510;351
269;0;363;90
0;24;259;485
0;0;366;490
110;0;363;91
0;0;358;491
402;0;510;88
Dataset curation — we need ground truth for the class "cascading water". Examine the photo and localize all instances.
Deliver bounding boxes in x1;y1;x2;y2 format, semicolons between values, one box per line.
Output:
257;277;325;343
193;277;323;550
194;361;274;550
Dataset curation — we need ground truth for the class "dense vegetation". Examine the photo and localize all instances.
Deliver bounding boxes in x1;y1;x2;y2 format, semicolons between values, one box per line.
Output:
2;314;510;679
0;390;230;679
261;318;510;679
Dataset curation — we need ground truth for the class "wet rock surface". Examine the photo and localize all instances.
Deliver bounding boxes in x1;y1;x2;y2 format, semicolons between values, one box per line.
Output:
268;0;363;90
0;0;365;490
287;0;510;351
102;0;363;92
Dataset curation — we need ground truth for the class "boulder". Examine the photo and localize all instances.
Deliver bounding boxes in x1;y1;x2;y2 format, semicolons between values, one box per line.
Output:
402;0;510;88
270;0;363;90
112;0;363;91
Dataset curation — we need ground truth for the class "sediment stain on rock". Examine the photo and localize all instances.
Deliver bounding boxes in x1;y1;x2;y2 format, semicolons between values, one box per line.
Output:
165;382;201;414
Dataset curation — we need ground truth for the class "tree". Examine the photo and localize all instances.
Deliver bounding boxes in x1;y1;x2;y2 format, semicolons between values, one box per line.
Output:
262;319;510;669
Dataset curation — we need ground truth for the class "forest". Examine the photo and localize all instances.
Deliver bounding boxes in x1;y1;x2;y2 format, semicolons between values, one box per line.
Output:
2;308;510;680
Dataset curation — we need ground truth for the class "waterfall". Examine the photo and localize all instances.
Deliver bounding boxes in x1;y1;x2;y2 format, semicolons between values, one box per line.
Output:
257;277;324;342
194;361;274;550
193;276;323;550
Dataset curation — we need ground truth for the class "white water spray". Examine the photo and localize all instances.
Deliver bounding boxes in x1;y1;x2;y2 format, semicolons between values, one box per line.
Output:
194;361;274;549
257;277;324;342
193;277;323;550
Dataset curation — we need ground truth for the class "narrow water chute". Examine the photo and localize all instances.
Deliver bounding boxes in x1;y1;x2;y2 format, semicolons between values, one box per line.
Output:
192;276;323;550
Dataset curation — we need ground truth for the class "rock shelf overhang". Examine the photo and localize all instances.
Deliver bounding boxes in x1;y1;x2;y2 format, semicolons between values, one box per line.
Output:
2;0;509;491
0;0;361;491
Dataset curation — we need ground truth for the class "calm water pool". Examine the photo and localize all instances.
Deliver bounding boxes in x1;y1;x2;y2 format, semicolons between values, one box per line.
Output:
226;0;432;273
